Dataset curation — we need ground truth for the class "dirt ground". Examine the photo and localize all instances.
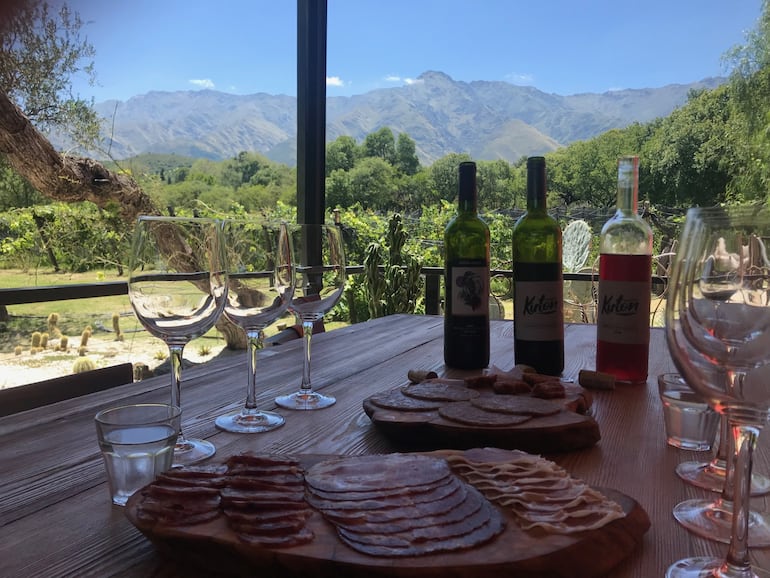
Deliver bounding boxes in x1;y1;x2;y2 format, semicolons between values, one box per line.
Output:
0;331;230;390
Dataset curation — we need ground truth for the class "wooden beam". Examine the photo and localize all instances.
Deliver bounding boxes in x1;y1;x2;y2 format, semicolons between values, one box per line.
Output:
296;0;327;226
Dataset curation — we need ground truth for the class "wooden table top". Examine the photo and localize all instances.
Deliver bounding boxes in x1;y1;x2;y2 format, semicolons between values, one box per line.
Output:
1;314;769;577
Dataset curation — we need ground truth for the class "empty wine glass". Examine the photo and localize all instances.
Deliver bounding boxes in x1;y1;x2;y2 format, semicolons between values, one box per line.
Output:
128;216;228;465
666;205;770;577
215;220;294;433
275;223;346;410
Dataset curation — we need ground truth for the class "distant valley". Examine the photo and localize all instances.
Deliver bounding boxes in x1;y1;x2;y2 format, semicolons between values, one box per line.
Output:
83;70;723;166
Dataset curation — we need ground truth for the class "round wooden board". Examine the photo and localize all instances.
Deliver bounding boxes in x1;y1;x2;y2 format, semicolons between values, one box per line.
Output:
362;383;600;453
125;449;649;578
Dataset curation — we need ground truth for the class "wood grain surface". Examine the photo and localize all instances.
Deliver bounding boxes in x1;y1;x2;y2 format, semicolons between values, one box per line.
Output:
1;315;769;577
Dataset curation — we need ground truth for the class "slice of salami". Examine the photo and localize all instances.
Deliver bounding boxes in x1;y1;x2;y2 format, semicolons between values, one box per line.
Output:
401;381;479;402
438;402;534;427
470;396;562;416
367;388;444;411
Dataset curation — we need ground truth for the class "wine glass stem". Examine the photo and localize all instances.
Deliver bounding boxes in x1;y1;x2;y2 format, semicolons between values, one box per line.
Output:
245;330;261;411
168;343;185;440
301;320;313;394
726;422;761;572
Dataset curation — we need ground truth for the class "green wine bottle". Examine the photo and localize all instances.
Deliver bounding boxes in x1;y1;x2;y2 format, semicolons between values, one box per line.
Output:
512;156;564;375
444;161;490;369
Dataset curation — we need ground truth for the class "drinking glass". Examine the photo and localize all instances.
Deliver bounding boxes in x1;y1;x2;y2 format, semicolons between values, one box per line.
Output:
128;216;227;465
275;223;346;410
666;205;770;577
215;220;294;433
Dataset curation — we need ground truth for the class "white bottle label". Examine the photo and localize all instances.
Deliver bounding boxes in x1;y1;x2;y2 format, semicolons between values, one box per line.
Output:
449;265;489;316
514;280;564;340
597;279;651;344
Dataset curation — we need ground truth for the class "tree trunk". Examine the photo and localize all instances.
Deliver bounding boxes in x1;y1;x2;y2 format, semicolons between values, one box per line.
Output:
0;89;156;223
0;88;247;350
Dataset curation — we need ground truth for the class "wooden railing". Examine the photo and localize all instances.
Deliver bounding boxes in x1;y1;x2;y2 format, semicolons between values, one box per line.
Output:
0;268;667;314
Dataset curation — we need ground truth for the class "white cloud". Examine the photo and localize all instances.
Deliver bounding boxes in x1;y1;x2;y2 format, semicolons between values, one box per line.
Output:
189;78;215;89
385;75;402;82
506;73;535;86
385;75;422;86
326;76;345;87
404;77;421;86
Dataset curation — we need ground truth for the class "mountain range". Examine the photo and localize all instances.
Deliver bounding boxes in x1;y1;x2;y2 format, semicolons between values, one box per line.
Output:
87;70;723;166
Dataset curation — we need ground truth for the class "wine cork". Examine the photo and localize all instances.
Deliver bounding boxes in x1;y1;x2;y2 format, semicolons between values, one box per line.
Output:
578;369;616;391
407;369;439;384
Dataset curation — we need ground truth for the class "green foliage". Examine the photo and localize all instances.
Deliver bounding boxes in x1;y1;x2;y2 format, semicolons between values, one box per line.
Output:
0;0;101;149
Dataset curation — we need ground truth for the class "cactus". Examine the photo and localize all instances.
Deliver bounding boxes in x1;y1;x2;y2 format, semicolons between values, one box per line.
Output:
31;331;42;348
362;214;424;319
112;313;122;340
47;312;61;337
59;335;69;351
40;332;49;349
80;328;91;347
14;345;22;356
72;356;96;373
562;220;592;273
77;346;88;356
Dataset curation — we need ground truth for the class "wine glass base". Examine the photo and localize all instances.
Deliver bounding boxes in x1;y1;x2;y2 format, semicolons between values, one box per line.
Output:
676;461;770;496
173;438;216;467
275;391;336;410
667;556;770;578
215;410;285;433
673;498;770;548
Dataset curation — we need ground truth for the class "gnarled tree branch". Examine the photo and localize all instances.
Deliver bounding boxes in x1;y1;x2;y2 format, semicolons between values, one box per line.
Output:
0;87;157;222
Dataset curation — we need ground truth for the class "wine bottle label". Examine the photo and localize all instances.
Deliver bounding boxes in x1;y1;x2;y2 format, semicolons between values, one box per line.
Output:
514;280;564;340
448;264;489;316
596;279;651;344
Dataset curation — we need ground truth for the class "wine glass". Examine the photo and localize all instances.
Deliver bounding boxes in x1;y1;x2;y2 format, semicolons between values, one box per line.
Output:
128;216;228;465
275;223;346;410
666;205;770;577
214;220;294;433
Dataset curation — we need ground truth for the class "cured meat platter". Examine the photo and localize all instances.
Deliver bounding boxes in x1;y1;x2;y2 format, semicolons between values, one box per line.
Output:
362;373;600;454
125;448;649;577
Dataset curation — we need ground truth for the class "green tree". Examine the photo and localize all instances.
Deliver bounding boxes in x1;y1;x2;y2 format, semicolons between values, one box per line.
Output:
429;153;473;203
362;127;397;165
0;0;100;148
395;132;420;175
347;156;395;210
326;135;359;175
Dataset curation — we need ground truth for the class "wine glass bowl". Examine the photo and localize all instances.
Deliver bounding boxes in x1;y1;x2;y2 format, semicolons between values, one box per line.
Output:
666;205;770;577
128;216;228;465
275;223;346;410
215;220;294;433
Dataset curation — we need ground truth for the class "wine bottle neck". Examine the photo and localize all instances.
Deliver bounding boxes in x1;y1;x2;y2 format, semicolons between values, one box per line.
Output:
458;161;477;213
616;156;639;213
526;156;547;211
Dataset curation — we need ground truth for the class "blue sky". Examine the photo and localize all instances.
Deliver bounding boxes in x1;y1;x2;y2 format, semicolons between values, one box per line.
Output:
68;0;763;103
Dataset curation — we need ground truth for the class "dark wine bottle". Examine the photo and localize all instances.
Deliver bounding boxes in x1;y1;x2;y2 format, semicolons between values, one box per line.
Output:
444;161;490;369
596;156;653;383
511;156;564;375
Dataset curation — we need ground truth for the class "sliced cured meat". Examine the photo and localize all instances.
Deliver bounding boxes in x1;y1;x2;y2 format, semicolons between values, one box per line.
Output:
401;381;479;402
237;526;315;548
337;502;504;557
367;388;444;411
305;470;456;504
310;480;467;525
305;454;452;494
470;396;561;416
438;402;533;427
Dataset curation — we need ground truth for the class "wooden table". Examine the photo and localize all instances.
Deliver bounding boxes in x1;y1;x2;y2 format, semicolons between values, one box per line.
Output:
1;314;769;577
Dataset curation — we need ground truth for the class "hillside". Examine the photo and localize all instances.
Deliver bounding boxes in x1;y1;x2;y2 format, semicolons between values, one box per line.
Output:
83;70;723;166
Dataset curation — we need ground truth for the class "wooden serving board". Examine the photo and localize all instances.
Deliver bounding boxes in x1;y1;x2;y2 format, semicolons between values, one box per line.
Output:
125;449;649;578
363;382;600;453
